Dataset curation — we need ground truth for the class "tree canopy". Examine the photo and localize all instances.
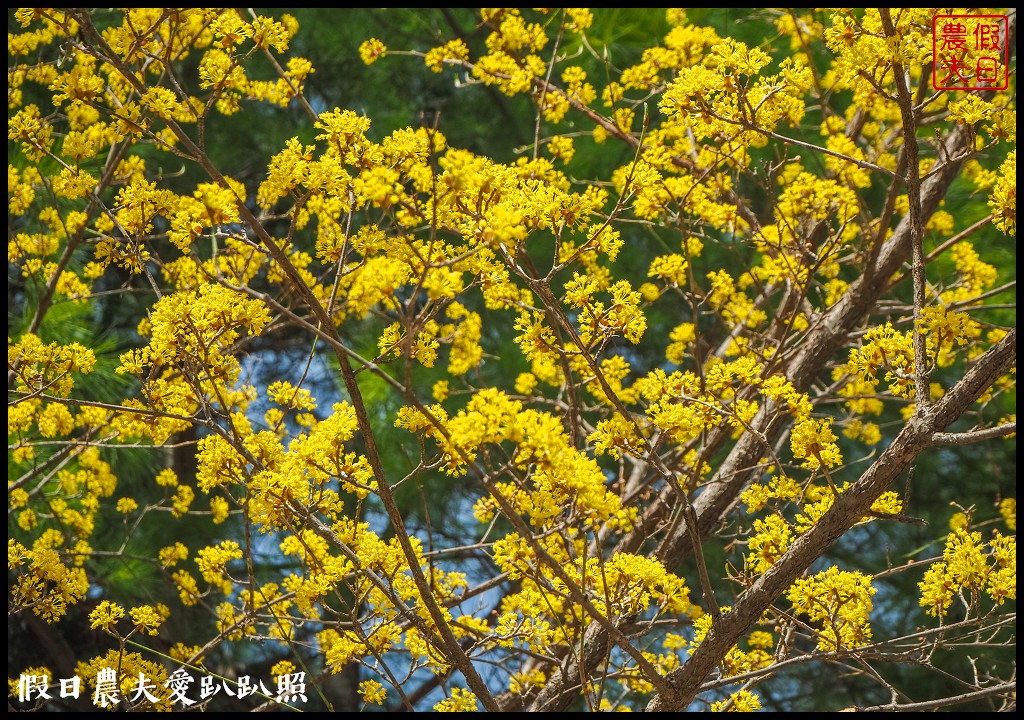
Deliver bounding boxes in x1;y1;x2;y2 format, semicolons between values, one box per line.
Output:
8;7;1016;712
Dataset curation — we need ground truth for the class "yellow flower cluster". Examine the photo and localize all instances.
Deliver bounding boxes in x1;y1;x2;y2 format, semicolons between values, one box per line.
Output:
8;443;121;622
359;678;387;705
689;611;773;679
917;305;982;367
711;689;764;712
790;417;842;470
787;566;876;651
990;152;1015;235
918;527;1016;617
424;39;467;73
8;334;95;399
944;241;999;305
999;498;1016;531
9;533;89;623
845;322;916;399
742;474;903;578
359;38;387;65
747;515;793;575
434;687;478;712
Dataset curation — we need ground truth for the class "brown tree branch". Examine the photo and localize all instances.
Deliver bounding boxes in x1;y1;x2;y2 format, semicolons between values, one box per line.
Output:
645;328;1015;711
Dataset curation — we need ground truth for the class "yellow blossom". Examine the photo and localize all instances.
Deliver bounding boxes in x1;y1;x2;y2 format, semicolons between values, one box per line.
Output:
790;417;842;469
434;687;478;712
359;679;387;705
359;38;387;65
788;567;875;651
88;600;125;631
